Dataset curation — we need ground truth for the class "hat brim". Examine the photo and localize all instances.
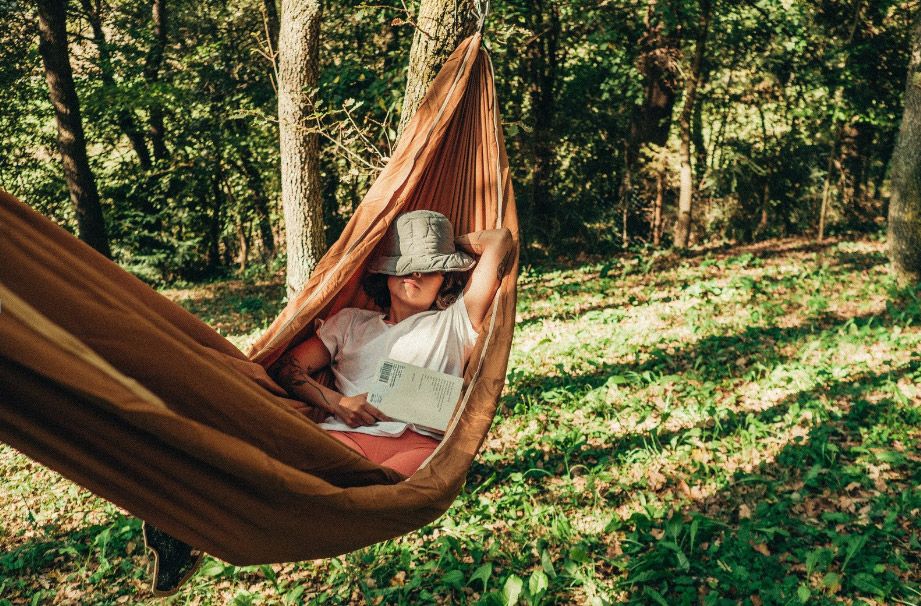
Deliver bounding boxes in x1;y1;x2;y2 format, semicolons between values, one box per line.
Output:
368;251;477;275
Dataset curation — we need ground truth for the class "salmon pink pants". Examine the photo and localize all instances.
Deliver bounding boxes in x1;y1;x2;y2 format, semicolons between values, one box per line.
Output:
326;430;440;477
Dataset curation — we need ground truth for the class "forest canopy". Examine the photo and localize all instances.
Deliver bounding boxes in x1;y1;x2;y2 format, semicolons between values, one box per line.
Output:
0;0;913;282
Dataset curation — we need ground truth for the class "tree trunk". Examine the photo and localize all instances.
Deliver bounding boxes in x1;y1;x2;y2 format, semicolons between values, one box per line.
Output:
395;0;477;142
79;0;152;169
621;0;681;228
36;0;111;258
888;8;921;283
673;0;711;250
653;164;665;247
145;0;169;162
278;0;325;297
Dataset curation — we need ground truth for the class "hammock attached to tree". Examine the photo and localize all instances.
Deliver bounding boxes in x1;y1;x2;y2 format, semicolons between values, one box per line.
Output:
0;33;518;565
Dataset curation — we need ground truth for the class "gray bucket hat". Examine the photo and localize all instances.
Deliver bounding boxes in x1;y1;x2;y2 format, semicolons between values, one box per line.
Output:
368;210;476;275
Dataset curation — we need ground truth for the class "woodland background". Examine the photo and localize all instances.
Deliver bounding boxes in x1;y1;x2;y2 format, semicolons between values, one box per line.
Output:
2;0;914;285
2;1;921;604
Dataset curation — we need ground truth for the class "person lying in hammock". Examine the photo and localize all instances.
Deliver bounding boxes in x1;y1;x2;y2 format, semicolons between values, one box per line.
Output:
271;210;514;477
145;211;512;597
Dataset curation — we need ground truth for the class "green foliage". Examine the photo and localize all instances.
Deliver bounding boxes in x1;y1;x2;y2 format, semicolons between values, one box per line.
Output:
1;0;911;277
4;235;920;604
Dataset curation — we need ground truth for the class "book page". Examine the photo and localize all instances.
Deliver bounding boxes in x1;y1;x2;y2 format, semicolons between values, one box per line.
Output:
367;358;463;433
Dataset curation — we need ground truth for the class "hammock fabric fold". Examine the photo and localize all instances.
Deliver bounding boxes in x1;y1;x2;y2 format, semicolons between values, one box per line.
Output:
0;33;518;564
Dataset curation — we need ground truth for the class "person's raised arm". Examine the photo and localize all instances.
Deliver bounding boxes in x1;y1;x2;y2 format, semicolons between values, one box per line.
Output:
271;336;390;427
455;227;515;332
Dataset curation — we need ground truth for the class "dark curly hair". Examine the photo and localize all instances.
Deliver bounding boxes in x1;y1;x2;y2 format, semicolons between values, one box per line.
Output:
362;271;468;312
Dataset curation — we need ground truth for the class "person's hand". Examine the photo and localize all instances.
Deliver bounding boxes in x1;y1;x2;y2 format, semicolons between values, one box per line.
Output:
334;393;392;427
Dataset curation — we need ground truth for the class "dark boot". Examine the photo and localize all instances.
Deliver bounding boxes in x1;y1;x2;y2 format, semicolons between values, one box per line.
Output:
142;521;204;597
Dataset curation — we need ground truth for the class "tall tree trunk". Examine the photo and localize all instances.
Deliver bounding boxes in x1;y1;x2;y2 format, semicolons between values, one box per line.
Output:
395;0;477;142
621;0;681;230
144;0;169;162
888;8;921;283
673;0;711;249
79;0;152;169
278;0;325;297
36;0;111;258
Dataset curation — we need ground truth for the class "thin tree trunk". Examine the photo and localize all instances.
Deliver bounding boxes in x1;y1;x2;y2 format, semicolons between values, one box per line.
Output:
260;0;280;91
818;147;836;240
888;8;921;283
145;0;169;162
673;0;711;249
263;0;280;57
755;104;771;239
653;165;665;247
692;92;707;180
395;0;477;142
36;0;111;258
278;0;325;297
79;0;152;169
238;215;252;272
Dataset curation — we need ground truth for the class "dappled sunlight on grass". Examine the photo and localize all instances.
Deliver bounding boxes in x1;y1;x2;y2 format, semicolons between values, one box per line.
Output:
2;235;919;604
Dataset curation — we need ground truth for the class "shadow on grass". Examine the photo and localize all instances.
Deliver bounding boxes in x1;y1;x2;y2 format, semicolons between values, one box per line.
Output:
469;359;918;603
612;362;921;604
506;304;913;421
0;513;141;588
165;278;286;335
516;240;889;329
472;362;913;490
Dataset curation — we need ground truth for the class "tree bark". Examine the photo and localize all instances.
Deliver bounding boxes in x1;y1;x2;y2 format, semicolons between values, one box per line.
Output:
36;0;111;258
621;0;681;245
673;0;711;249
144;0;169;162
395;0;477;142
888;8;921;283
278;0;325;297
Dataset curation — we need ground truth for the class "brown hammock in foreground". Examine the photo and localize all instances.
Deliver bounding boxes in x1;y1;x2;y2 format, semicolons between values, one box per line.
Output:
0;33;518;565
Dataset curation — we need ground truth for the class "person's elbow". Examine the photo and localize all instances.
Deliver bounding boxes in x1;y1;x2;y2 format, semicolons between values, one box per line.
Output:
494;227;514;252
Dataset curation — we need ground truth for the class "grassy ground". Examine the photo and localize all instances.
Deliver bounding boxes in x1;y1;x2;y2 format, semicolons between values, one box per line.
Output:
1;235;919;605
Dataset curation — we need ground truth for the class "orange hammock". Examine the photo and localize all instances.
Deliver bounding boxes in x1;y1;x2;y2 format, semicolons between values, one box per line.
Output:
0;33;518;565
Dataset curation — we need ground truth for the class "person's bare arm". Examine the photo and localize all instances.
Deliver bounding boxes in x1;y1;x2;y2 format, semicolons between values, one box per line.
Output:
455;227;515;332
271;336;390;427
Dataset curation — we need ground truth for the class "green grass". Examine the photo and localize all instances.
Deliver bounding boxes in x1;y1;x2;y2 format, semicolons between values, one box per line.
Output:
1;236;919;605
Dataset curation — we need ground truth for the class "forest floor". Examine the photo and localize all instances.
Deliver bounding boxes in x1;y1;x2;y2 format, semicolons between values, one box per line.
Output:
1;234;919;605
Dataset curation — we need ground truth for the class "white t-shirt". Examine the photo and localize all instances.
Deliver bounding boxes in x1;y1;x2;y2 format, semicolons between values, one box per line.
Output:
315;292;479;438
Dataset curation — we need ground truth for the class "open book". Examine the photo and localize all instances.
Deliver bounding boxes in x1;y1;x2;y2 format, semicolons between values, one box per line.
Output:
367;358;464;433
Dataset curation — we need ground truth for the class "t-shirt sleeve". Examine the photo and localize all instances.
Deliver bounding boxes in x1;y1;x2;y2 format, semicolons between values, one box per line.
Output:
315;309;355;360
447;292;480;348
